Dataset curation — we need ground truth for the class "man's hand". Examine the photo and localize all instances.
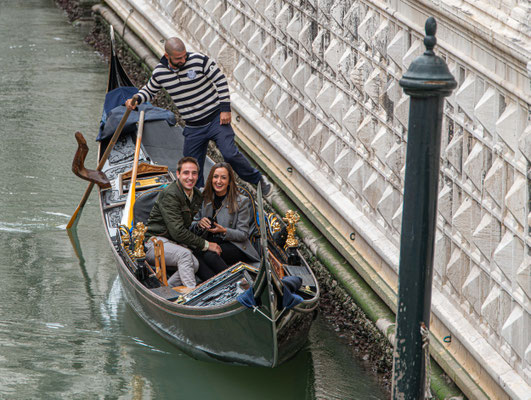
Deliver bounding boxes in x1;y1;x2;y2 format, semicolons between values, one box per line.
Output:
125;98;137;110
208;222;227;235
208;242;222;256
220;111;231;125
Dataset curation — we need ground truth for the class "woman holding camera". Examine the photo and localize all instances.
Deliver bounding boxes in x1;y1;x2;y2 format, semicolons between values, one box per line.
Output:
191;162;260;281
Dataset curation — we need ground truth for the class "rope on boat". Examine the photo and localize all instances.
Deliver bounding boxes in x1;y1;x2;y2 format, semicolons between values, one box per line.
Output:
421;322;434;399
252;306;286;323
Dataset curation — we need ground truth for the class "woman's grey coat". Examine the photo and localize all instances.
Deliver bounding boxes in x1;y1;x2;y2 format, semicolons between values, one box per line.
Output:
192;194;260;263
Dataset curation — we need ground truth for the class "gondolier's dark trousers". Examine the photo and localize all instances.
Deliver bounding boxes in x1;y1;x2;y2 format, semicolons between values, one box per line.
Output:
183;113;261;188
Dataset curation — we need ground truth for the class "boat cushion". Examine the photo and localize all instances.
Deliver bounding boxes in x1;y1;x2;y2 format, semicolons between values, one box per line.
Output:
132;186;167;227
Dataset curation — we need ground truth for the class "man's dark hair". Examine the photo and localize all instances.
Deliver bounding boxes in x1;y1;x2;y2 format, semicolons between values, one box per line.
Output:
177;156;199;173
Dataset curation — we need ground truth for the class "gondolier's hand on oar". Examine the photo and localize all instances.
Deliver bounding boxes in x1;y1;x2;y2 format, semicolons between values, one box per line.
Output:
125;97;138;110
207;242;222;256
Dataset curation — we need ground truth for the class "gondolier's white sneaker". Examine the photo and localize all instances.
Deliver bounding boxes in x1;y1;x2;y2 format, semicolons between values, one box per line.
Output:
259;176;272;198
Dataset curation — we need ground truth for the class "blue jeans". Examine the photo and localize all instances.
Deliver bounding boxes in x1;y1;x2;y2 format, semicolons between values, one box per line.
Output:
182;114;262;187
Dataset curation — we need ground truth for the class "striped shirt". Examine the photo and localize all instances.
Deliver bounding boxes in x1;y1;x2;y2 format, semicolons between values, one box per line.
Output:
137;52;231;125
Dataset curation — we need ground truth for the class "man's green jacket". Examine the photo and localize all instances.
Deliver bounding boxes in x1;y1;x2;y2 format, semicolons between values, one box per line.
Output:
145;181;205;251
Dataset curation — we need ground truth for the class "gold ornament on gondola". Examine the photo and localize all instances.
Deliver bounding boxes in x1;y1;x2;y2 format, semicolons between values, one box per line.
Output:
132;222;148;258
282;210;300;248
119;225;131;248
268;214;281;233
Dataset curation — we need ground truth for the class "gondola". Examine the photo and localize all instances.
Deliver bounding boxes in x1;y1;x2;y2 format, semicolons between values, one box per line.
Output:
73;28;319;367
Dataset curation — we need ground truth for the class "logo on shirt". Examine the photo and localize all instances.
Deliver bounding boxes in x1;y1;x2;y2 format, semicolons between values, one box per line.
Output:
187;69;197;79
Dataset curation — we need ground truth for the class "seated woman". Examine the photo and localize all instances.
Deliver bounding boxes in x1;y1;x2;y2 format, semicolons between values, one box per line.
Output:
191;162;260;281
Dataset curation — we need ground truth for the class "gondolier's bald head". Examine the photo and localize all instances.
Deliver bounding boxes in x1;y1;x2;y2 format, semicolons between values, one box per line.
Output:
165;37;185;53
165;37;187;69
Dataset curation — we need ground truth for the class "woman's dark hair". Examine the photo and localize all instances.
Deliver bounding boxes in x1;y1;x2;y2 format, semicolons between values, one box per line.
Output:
203;162;238;214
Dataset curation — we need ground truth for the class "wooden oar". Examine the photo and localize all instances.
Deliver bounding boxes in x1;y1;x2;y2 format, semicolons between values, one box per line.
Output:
67;95;138;229
121;109;145;229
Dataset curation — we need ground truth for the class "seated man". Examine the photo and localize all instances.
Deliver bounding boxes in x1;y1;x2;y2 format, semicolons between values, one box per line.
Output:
144;157;222;289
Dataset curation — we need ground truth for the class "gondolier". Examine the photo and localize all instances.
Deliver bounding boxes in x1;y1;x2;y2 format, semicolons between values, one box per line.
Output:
125;37;271;195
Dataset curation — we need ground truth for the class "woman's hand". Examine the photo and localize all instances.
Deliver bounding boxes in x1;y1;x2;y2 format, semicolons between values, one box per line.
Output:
208;222;227;235
198;217;212;230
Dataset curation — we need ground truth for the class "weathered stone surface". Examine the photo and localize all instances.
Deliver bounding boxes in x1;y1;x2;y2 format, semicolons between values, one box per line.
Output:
243;66;260;94
329;91;346;125
280;55;296;81
362;171;385;209
373;19;389;57
316;82;336;115
308;125;327;154
434;231;449;278
270;47;286;77
387;30;406;69
233;57;248;86
394;94;409;128
321;135;338;170
475;87;498;135
472;213;501;259
455;75;476;119
335;146;356;181
462;264;488;315
377;185;401;228
252;74;272;103
297;113;316;143
285;103;303;132
229;12;244;37
402;39;423;71
364;68;381;101
263;84;281;113
501;306;526;358
505;175;527;227
496;103;525;153
518;123;531;162
452;196;480;244
445;133;463;173
463;142;486;190
304;74;322;106
275;3;291;31
275;92;292;121
371;126;393;165
481;286;511;332
343;103;362;137
298;21;314;53
438;184;453;223
447;248;468;295
358;9;378;47
286;12;302;43
385;142;405;178
348;159;367;195
220;6;234;31
247;26;262;55
516;260;530;299
493;231;524;280
324;38;343;74
357;114;376;150
483;157;504;207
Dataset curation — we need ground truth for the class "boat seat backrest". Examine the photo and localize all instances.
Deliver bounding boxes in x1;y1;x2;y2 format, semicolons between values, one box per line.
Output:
132;185;166;227
237;185;259;243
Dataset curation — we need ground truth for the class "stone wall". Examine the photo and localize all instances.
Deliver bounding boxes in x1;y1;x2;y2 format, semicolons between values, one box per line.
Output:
104;0;530;396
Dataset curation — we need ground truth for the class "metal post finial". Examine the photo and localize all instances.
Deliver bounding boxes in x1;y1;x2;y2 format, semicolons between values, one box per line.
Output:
424;17;437;54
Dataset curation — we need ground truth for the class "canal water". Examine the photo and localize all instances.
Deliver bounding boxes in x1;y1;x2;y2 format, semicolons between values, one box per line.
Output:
0;1;386;398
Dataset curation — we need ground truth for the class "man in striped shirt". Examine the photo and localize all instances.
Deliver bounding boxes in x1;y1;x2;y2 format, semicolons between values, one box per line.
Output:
126;37;271;196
